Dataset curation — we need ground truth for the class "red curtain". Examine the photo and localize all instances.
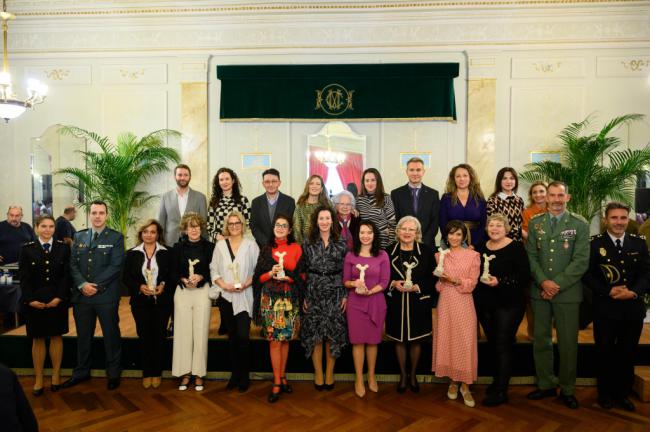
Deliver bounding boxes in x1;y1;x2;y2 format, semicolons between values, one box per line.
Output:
337;152;363;192
309;151;329;183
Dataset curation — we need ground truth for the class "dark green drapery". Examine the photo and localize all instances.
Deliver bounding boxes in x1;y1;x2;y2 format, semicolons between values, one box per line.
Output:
217;63;459;121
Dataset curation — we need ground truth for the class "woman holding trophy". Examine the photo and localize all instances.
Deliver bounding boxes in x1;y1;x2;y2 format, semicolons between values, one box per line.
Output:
385;216;435;393
209;211;259;392
252;214;304;403
123;219;173;390
474;213;530;406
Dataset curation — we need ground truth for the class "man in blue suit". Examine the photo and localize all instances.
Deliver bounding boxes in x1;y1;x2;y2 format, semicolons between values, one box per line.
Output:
62;200;125;390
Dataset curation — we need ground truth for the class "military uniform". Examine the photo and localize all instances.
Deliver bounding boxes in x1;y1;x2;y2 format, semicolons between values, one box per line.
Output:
69;227;125;380
526;211;589;396
582;232;650;401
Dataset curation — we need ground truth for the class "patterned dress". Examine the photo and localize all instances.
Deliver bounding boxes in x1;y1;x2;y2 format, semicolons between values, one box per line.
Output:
439;193;487;247
486;194;525;242
356;193;397;249
431;247;480;384
300;237;348;358
252;239;303;341
207;195;251;242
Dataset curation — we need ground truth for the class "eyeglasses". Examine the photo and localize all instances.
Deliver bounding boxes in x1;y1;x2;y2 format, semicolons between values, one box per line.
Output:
263;180;279;184
399;227;417;233
227;221;243;227
274;223;289;229
337;203;352;207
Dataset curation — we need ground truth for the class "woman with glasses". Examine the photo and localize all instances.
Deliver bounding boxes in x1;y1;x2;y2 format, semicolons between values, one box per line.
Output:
209;211;259;392
171;213;215;392
385;216;435;393
253;214;304;403
333;190;360;251
357;168;397;249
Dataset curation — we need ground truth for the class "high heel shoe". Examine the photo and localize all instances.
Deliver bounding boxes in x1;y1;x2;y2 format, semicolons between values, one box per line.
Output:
151;377;162;389
50;384;61;392
314;382;325;391
447;383;458;400
32;387;44;397
323;383;335;391
142;377;152;389
409;378;420;394
178;375;191;391
268;384;282;403
397;375;408;394
460;386;475;408
194;376;204;391
280;376;293;394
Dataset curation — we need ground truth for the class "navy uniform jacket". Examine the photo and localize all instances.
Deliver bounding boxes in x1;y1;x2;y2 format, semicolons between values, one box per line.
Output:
19;240;71;304
70;228;125;305
582;232;650;321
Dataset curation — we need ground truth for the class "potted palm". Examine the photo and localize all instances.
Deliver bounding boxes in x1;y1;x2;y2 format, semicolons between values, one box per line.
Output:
520;114;650;222
55;125;181;243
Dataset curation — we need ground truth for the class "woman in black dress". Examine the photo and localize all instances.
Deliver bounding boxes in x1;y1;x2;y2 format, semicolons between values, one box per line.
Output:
474;213;530;406
123;219;174;389
19;215;71;396
385;215;435;393
300;206;348;390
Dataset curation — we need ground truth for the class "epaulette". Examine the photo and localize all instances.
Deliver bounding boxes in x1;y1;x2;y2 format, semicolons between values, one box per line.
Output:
24;241;36;246
55;239;64;244
530;212;545;220
77;228;89;233
590;233;603;240
630;233;647;241
569;211;588;224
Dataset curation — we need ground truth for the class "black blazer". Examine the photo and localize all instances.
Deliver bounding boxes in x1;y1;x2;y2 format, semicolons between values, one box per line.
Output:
123;246;174;307
391;184;440;249
170;238;215;289
582;233;650;321
19;240;71;304
250;192;296;248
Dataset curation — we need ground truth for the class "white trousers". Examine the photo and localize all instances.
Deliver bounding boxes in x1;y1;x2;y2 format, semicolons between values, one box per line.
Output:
172;285;212;377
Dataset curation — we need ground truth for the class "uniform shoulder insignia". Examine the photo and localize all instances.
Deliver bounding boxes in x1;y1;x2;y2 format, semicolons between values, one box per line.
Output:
568;211;588;223
77;228;89;233
590;233;603;240
24;241;36;246
55;239;64;243
630;233;647;240
530;212;545;220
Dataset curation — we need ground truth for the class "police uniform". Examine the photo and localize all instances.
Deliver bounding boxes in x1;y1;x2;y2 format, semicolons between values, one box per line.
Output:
69;227;125;380
582;232;650;402
526;211;589;396
19;239;71;337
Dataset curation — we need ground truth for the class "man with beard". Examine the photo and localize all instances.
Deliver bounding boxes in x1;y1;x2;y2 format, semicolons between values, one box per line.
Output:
159;164;208;245
0;206;37;264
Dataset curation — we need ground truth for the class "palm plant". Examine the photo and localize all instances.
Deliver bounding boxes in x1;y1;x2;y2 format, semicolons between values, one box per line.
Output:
520;114;650;221
55;125;181;241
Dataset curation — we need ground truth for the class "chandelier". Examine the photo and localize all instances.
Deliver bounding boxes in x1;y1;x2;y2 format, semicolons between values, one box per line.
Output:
314;135;346;166
0;0;47;122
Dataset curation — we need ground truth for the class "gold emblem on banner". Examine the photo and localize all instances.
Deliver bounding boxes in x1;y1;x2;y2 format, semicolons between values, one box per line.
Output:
315;83;354;116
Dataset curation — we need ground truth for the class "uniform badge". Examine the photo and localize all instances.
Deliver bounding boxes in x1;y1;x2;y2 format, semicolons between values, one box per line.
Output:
563;239;570;249
599;247;607;257
535;224;545;236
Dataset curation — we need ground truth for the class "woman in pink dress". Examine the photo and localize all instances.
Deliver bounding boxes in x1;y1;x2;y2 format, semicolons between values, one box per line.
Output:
432;220;481;407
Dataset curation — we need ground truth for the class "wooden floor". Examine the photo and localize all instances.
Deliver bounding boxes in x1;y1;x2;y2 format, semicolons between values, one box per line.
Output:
5;297;650;344
19;377;650;432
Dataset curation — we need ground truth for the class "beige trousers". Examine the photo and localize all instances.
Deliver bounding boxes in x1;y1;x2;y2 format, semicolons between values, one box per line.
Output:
172;284;212;377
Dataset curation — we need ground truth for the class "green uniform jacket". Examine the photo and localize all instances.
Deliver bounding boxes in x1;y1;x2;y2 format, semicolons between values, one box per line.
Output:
70;228;125;305
526;211;589;304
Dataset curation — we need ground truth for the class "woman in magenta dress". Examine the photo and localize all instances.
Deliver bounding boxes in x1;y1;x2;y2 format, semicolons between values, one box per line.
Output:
343;220;390;398
439;164;487;247
432;220;481;407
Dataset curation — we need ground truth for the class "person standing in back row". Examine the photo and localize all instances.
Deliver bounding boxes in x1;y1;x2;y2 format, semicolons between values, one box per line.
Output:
250;168;296;248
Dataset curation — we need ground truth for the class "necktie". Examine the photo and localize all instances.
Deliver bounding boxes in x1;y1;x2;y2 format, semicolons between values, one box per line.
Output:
92;231;99;246
616;238;622;252
43;243;50;253
550;217;557;232
411;187;419;214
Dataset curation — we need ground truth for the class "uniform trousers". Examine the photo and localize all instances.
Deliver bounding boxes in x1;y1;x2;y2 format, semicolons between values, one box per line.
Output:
531;299;579;395
72;302;122;379
131;303;173;377
172;285;211;377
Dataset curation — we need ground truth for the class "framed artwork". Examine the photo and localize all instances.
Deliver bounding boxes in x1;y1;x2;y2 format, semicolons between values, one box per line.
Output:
530;151;561;164
241;153;272;170
400;152;431;168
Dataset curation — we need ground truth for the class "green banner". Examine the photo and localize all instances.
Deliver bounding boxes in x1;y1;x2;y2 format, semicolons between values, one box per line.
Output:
217;63;459;121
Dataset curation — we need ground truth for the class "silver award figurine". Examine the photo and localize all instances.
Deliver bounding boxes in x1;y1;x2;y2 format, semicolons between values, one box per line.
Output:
403;261;418;292
229;262;242;289
355;263;369;294
480;253;496;283
145;268;157;301
433;248;450;277
274;251;287;279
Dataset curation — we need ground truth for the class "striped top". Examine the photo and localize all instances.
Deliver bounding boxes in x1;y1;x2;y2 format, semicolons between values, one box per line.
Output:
486;194;525;242
356;193;397;249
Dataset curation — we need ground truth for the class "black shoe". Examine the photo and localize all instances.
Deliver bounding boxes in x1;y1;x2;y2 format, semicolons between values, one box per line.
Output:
280;377;293;394
107;377;121;390
483;391;508;407
61;376;90;389
50;384;60;392
409;380;420;394
268;384;281;403
527;388;557;400
397;374;408;394
616;397;635;412
597;396;614;410
238;379;250;393
485;383;497;395
559;393;579;409
32;387;44;397
323;383;335;391
314;382;325;391
226;376;239;390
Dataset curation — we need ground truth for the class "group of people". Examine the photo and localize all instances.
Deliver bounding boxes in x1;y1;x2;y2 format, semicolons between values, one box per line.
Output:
4;158;648;412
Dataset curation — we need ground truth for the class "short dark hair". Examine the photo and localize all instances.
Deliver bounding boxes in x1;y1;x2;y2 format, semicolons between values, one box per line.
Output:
444;220;470;247
307;205;340;243
136;219;167;247
90;200;108;213
175;164;191;176
63;205;76;215
35;214;55;227
605;201;631;217
406;157;424;167
262;168;280;180
353;220;381;257
547;181;568;194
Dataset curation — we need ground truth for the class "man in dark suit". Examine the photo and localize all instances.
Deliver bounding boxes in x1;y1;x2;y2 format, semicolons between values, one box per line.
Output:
62;200;125;391
249;168;296;248
55;205;77;247
583;202;650;412
158;164;208;245
0;205;37;264
390;157;440;249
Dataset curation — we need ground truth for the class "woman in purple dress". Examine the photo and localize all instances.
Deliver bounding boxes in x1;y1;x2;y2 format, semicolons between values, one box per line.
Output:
343;220;390;398
439;164;487;247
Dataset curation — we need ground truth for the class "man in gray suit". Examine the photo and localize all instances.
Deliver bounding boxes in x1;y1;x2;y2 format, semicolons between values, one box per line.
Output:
250;168;295;248
158;164;208;245
62;200;125;390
